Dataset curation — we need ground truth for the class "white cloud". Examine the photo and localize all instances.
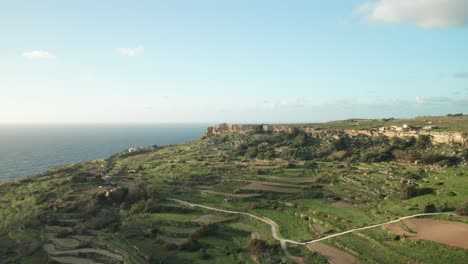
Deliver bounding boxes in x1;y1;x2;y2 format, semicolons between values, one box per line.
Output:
415;96;425;104
116;45;144;56
355;0;468;28
22;50;57;60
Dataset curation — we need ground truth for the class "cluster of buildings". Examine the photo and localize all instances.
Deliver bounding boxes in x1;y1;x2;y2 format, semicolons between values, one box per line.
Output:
378;124;435;132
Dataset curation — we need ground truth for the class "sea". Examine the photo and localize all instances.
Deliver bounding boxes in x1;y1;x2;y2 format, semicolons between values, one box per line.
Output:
0;124;209;181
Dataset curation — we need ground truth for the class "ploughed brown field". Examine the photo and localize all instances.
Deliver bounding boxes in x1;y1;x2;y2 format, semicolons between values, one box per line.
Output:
331;201;354;208
385;218;468;249
307;242;361;264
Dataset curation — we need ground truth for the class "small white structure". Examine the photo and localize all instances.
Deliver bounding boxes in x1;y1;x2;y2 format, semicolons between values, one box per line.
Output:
128;146;148;153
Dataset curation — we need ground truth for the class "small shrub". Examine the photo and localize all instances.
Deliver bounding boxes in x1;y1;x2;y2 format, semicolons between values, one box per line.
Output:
166;243;178;251
180;238;201;251
400;184;417;200
440;201;453;212
109;187;128;203
198;248;210;260
248;239;269;259
456;202;468;216
304;250;328;264
422;202;436;213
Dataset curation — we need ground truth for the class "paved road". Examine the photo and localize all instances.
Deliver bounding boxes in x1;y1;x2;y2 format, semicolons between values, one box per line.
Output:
168;198;453;246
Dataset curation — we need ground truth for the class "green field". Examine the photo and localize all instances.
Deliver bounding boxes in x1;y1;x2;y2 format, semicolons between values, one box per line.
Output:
0;115;467;263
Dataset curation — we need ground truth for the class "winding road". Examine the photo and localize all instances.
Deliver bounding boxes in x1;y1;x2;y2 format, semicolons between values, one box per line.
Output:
168;198;453;247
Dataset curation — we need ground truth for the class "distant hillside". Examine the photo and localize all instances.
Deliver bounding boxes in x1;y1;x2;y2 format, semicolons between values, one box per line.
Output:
1;115;467;264
207;115;468;147
299;115;468;131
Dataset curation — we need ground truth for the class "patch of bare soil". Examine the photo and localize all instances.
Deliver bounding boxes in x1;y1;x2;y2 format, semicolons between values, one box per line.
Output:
157;235;188;246
46;234;81;249
43;243;123;261
191;214;233;224
307;242;361;264
331;201;354;208
51;256;102;264
84;187;105;195
259;176;316;183
227;179;306;188
400;219;468;249
240;182;302;193
195;185;213;190
201;190;261;198
71;235;94;241
248;180;305;188
383;222;411;237
312;224;325;235
46;225;73;233
250;232;265;241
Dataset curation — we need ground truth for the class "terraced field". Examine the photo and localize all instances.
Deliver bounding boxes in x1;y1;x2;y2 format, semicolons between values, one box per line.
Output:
1;118;467;263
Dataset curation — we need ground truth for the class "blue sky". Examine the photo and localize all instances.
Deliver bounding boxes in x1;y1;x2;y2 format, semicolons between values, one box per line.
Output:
1;0;467;123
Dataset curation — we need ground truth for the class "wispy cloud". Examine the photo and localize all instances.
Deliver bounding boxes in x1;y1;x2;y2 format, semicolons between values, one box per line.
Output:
415;95;468;105
355;0;468;28
116;45;144;56
22;50;57;60
454;72;468;79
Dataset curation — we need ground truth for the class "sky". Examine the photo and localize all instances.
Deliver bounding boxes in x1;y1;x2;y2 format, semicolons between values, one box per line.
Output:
1;0;468;124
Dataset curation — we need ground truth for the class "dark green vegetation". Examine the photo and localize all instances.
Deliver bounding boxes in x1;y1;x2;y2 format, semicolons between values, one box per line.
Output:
0;116;467;264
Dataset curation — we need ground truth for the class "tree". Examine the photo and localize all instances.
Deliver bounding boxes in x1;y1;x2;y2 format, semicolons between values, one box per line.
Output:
440;201;451;212
332;136;351;151
109;187;128;203
400;184;417;200
294;147;314;160
180;237;200;251
245;147;258;159
390;137;414;149
255;125;265;134
422;202;436;213
415;135;432;149
304;250;328;264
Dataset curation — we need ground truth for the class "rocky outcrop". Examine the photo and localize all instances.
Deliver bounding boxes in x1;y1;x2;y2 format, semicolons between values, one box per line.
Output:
380;130;466;146
206;124;296;134
206;123;254;134
206;124;468;146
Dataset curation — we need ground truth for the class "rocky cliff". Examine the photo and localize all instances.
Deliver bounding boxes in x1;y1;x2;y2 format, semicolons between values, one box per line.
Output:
206;123;468;146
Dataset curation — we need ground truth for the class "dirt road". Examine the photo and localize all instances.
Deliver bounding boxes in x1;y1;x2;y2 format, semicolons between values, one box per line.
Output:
168;198;455;263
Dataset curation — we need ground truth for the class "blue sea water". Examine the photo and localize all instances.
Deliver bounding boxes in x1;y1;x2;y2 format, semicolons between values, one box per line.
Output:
0;124;208;181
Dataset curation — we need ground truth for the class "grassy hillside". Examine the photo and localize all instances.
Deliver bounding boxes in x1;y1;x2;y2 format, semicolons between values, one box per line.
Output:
295;114;468;131
1;117;467;264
